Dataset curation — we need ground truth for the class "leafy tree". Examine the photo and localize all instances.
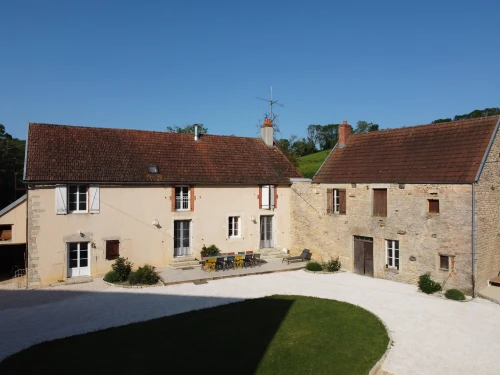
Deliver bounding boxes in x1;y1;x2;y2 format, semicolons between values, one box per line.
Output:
0;124;26;209
318;124;338;150
166;124;208;134
353;121;379;134
275;136;299;167
292;137;317;156
432;118;452;124
432;107;500;124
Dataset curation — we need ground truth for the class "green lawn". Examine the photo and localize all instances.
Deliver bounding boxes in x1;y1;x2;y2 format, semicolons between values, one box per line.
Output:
298;149;332;178
0;295;389;375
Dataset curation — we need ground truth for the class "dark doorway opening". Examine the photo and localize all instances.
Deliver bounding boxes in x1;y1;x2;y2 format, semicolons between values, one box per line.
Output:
0;244;26;282
354;236;374;277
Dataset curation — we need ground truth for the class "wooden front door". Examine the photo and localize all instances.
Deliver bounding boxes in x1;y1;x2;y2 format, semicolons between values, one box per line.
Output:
353;236;373;277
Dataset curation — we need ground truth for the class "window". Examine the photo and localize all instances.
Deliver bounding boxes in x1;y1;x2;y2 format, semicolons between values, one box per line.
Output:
175;186;190;211
429;199;439;214
327;189;346;214
373;189;387;217
56;185;99;215
440;255;449;270
69;185;88;212
386;240;399;270
260;185;276;209
106;240;120;260
228;216;241;237
0;225;12;241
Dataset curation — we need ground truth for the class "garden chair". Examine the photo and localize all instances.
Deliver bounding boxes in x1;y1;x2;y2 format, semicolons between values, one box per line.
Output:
228;252;235;255
243;254;254;268
234;255;244;269
205;258;217;272
282;249;311;265
252;253;261;267
225;256;235;270
200;257;208;271
216;257;225;272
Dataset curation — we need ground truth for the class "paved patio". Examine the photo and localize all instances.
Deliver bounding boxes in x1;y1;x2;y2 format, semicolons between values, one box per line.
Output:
1;271;500;374
157;259;306;285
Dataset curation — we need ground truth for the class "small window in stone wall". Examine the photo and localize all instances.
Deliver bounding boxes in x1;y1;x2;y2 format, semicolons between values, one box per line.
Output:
429;199;439;214
439;255;449;270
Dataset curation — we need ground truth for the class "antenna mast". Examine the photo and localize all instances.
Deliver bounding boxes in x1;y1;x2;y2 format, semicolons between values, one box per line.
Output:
255;87;284;122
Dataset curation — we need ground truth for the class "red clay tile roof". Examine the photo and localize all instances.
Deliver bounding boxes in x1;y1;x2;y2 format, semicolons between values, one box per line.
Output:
25;124;302;184
313;116;500;184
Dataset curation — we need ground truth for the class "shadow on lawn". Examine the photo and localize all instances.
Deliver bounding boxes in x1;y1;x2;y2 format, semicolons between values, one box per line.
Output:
0;288;294;375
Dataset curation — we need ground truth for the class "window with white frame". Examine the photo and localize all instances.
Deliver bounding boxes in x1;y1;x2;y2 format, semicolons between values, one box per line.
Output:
386;240;399;270
228;216;241;237
69;185;88;212
175;186;190;211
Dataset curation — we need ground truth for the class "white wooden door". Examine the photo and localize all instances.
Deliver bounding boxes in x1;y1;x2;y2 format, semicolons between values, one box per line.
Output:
174;220;190;257
68;242;90;277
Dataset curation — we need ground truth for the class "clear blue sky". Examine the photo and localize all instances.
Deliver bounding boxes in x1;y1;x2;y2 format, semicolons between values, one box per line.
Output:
1;0;499;140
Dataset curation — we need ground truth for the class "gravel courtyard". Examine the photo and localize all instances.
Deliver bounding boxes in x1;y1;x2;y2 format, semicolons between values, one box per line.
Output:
1;271;499;375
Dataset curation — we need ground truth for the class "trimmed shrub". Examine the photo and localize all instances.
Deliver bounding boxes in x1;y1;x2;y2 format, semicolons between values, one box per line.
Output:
306;261;323;272
323;257;342;272
201;244;220;257
129;264;160;285
103;270;122;283
418;272;442;294
445;289;466;301
111;257;133;282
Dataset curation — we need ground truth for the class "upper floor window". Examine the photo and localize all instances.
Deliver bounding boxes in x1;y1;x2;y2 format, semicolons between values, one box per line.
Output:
56;185;100;215
260;185;276;210
69;185;88;212
175;186;190;211
373;189;387;217
327;189;346;214
228;216;241;238
386;240;399;270
428;199;439;214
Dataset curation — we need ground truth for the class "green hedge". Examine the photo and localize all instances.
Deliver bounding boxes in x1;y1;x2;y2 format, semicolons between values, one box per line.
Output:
445;289;466;301
128;264;160;285
418;273;442;294
306;261;323;272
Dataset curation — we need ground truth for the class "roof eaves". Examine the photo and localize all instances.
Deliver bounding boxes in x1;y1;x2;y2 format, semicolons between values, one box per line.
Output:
475;116;500;182
0;194;27;218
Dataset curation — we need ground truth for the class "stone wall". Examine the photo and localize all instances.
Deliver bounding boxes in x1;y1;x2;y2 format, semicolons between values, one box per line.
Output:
474;120;500;293
290;181;474;293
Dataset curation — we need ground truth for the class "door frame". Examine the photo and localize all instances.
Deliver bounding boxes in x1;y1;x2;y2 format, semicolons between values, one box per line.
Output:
173;220;191;257
259;215;274;249
353;236;373;277
67;241;91;278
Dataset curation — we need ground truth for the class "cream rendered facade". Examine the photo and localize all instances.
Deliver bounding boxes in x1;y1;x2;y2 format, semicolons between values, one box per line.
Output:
0;198;27;245
27;184;292;286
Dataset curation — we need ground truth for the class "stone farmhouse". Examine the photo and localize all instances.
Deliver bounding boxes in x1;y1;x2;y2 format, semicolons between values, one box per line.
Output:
20;119;302;286
291;116;500;296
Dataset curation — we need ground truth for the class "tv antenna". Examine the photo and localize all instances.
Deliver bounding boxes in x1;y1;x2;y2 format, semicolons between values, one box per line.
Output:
255;87;284;121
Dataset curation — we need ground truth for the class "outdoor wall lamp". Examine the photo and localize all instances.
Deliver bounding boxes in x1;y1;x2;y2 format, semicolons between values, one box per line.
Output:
250;215;256;222
152;219;159;226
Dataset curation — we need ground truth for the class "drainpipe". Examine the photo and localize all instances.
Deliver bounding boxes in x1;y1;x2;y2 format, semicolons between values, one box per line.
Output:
472;182;476;297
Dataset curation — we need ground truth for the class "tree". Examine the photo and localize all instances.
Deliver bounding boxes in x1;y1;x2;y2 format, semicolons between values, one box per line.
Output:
166;124;208;134
353;121;379;134
275;136;299;167
0;124;26;209
317;124;338;150
292;137;317;157
432;118;452;124
432;107;500;124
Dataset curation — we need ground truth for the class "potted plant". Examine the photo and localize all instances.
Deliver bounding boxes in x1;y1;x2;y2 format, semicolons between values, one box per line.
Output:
201;244;220;257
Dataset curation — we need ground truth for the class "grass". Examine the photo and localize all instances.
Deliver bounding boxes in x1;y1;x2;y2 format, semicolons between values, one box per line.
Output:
0;295;389;375
298;149;332;178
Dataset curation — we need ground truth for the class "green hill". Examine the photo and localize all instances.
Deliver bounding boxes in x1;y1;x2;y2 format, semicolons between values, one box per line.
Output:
298;149;331;178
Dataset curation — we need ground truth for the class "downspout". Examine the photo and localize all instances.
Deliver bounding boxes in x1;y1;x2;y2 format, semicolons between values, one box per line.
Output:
471;182;475;297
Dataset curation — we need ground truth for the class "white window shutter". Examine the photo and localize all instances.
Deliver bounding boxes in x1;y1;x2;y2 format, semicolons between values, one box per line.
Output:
270;185;275;209
55;185;67;215
89;186;100;214
262;185;270;209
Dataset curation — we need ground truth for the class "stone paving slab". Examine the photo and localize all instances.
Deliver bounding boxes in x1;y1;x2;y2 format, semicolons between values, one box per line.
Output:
479;285;500;304
157;259;306;285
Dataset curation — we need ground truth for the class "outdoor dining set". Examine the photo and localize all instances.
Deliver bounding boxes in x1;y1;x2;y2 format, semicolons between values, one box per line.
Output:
201;251;261;272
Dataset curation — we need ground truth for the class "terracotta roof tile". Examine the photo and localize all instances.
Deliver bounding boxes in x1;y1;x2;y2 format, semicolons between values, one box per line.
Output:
26;124;302;184
313;116;500;184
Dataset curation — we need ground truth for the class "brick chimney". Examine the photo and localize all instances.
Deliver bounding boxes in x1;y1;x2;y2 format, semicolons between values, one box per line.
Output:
261;118;273;147
338;120;352;148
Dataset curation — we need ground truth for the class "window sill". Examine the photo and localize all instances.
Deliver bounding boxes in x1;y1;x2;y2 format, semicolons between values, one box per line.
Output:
439;268;450;272
175;209;191;212
68;211;88;214
385;267;399;274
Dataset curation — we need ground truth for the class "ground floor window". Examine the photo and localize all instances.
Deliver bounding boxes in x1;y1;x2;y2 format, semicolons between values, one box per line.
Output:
228;216;241;237
106;240;120;260
439;255;449;271
386;240;399;270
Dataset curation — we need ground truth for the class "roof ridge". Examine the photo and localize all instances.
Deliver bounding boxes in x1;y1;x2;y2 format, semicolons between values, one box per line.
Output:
28;123;260;140
350;115;500;138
